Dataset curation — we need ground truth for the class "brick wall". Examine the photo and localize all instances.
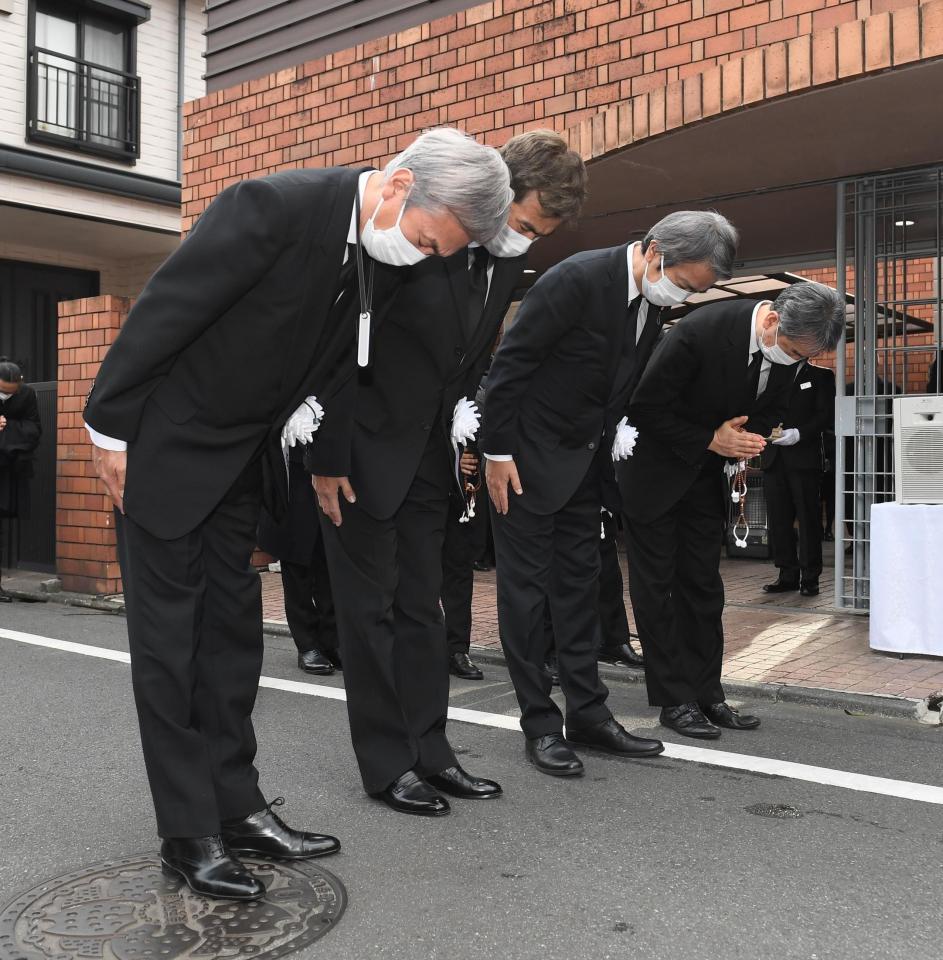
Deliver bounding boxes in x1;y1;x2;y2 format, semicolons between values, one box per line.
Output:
181;0;943;229
56;297;129;596
799;260;939;390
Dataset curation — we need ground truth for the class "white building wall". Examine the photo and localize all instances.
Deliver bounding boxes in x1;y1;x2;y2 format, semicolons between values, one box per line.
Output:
0;0;205;184
0;238;165;298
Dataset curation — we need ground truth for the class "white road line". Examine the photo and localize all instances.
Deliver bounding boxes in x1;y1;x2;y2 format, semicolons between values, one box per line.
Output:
3;627;941;806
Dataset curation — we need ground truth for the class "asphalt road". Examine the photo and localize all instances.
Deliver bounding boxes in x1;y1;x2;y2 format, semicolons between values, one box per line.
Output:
1;601;941;960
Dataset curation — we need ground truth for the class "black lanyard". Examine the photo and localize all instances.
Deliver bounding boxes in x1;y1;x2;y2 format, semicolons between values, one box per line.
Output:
353;187;375;368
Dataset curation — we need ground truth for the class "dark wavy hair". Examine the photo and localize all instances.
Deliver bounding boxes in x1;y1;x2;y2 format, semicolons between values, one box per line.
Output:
0;358;23;383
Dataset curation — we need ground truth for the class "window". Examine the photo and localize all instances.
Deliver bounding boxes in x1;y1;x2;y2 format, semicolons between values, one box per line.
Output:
27;0;148;162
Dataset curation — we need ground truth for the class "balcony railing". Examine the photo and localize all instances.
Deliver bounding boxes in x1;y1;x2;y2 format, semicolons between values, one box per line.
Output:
27;47;140;161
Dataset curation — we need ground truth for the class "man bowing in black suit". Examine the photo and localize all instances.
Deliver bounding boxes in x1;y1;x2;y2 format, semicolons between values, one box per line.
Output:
84;128;512;897
621;282;844;739
761;362;836;598
482;211;738;777
310;131;587;815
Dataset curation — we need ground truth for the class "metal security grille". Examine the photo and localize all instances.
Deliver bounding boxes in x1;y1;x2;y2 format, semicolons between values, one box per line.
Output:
835;167;943;609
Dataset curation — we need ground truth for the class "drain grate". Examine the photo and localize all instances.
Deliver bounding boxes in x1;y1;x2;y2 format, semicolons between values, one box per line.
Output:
0;852;346;959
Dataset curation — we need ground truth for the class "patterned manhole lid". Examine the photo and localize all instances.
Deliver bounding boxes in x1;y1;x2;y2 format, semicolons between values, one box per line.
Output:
0;852;346;959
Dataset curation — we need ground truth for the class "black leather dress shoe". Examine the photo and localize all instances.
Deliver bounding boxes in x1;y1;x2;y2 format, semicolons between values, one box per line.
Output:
701;701;761;730
297;648;334;676
449;652;484;680
222;798;340;859
800;581;820;597
525;733;584;777
566;717;664;757
372;770;450;816
472;560;494;572
598;641;644;668
325;648;342;670
762;577;800;594
660;702;721;739
160;835;265;901
425;765;502;799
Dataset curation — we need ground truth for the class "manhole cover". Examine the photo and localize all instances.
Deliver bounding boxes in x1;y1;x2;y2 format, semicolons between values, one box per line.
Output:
0;852;346;959
744;802;804;820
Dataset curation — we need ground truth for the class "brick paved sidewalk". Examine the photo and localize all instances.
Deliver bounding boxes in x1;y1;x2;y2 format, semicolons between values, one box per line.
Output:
259;545;943;704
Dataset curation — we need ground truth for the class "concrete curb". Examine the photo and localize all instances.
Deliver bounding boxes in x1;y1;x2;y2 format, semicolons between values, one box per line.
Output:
466;642;926;722
4;585;927;723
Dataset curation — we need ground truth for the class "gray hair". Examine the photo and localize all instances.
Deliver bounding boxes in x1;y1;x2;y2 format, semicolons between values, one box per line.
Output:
643;210;739;280
385;127;513;244
773;281;845;354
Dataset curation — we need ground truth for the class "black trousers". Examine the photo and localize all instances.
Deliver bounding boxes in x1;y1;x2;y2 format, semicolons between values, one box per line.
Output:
763;461;823;582
491;462;611;739
624;469;727;708
115;459;266;838
281;533;338;655
543;510;632;656
441;494;477;655
599;511;633;649
319;433;456;794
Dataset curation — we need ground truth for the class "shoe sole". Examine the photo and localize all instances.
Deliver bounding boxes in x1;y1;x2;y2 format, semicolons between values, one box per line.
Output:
526;758;584;777
225;844;341;859
160;860;266;901
428;787;503;800
449;672;485;680
565;739;665;758
660;724;722;740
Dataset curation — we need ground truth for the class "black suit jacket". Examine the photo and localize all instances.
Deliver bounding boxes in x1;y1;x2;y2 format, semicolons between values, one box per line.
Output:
306;249;525;519
761;363;836;472
480;244;665;515
84;167;387;539
620;299;795;522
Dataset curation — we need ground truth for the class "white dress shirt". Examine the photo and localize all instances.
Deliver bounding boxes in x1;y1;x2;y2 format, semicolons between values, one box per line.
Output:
86;170;377;452
749;300;773;397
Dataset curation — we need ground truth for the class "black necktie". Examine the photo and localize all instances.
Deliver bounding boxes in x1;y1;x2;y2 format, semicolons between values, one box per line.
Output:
467;246;490;340
747;350;763;400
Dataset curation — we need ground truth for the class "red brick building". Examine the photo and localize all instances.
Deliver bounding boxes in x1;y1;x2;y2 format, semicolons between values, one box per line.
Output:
55;0;943;594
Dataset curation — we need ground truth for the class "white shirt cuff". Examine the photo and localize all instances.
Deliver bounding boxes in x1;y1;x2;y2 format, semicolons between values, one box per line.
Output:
85;423;127;452
483;453;513;461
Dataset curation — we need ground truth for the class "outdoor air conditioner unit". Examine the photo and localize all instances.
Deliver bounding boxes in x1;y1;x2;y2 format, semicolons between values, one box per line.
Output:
893;396;943;504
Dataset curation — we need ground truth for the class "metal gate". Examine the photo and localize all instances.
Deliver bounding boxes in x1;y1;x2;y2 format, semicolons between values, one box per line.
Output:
834;167;942;610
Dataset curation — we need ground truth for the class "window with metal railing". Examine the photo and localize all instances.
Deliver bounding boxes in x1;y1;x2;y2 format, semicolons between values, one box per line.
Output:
27;1;141;162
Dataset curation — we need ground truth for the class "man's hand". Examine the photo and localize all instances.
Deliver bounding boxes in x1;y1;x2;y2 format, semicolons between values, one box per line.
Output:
460;451;479;477
92;445;127;514
708;416;766;460
0;415;6;431
485;458;523;515
314;475;356;526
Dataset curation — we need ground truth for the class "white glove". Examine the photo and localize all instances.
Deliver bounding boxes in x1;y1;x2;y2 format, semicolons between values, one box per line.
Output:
451;397;480;446
611;417;639;461
281;396;324;450
772;428;800;446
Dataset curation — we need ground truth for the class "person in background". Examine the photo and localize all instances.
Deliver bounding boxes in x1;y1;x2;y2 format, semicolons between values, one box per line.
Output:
441;448;486;679
0;359;42;602
761;362;836;598
258;440;340;675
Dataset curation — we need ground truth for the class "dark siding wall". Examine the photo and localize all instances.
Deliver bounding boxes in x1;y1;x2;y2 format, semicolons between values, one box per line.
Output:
204;0;480;92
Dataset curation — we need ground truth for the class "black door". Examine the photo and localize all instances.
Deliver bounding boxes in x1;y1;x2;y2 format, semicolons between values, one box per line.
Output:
0;259;99;571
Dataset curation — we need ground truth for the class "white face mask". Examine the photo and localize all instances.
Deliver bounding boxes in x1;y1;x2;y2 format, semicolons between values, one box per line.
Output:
642;255;691;307
485;224;534;259
759;325;800;365
360;192;428;267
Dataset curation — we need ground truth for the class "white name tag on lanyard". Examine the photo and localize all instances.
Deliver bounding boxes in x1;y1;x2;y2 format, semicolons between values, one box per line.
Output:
357;311;371;368
800;381;812;390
